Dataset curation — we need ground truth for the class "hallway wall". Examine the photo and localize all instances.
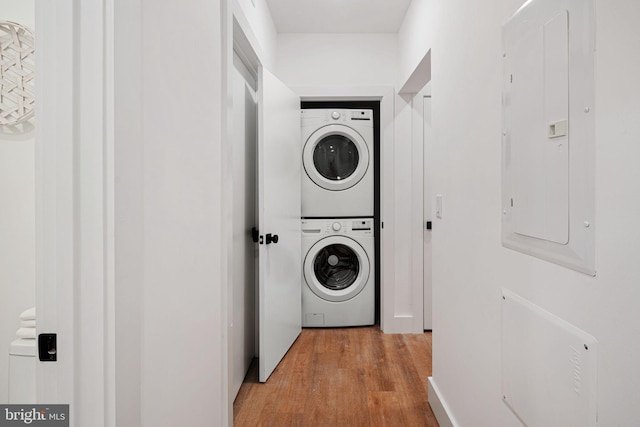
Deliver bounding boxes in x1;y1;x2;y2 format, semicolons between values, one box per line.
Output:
0;0;35;404
276;33;397;86
428;0;640;425
397;0;433;89
114;0;228;425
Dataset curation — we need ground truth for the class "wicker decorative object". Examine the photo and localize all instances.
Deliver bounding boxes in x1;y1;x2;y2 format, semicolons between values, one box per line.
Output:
0;21;35;125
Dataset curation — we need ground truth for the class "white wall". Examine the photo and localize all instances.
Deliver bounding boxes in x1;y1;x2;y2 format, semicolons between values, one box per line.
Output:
0;0;36;404
397;0;432;89
113;0;227;425
276;33;397;86
428;0;640;425
142;0;226;422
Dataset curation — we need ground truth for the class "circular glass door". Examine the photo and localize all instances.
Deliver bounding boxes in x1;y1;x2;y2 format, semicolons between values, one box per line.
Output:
313;135;359;181
303;124;369;191
304;236;370;302
314;243;359;290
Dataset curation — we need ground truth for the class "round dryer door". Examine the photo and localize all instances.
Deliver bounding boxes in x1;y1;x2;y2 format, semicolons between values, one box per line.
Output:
304;235;370;302
303;124;370;191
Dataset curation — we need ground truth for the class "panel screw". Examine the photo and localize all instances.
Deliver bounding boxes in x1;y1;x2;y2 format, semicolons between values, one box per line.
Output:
584;344;589;350
584;107;590;113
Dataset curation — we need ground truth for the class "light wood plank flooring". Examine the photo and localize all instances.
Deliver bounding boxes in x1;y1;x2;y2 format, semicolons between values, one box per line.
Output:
233;326;439;426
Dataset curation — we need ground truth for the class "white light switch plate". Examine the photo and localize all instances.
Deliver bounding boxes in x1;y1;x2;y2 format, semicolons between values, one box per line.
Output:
435;194;443;219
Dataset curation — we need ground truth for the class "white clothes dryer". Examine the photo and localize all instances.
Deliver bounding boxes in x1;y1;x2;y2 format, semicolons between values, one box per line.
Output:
301;109;374;217
302;218;374;327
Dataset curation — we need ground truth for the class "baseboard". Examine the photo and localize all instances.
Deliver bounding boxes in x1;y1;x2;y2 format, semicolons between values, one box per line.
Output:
380;315;415;333
428;377;457;427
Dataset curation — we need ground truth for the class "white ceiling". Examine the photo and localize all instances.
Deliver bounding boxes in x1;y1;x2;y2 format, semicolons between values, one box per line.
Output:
265;0;413;33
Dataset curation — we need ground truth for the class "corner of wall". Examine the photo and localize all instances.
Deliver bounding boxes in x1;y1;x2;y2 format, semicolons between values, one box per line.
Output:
232;0;278;70
396;0;433;90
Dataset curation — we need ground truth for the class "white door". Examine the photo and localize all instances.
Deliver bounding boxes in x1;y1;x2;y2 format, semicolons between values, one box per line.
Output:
257;67;302;382
423;95;433;330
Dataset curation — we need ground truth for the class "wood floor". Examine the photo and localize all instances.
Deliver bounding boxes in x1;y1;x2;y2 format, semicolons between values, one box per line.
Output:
233;327;439;426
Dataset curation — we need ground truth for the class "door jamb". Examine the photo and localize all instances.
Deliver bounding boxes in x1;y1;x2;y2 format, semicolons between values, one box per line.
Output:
292;86;395;333
35;0;115;425
223;6;267;425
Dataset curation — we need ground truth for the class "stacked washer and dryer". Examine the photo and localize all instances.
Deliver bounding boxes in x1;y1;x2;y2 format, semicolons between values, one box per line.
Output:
300;109;375;327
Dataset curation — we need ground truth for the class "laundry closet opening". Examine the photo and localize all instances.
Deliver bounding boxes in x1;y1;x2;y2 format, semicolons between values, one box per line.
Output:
300;100;381;326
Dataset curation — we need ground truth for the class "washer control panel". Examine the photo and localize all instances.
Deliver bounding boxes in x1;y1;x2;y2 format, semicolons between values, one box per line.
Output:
302;219;374;236
310;108;373;124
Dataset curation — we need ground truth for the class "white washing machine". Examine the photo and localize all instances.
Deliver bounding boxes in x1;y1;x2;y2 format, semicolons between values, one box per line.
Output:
301;109;374;218
302;218;374;327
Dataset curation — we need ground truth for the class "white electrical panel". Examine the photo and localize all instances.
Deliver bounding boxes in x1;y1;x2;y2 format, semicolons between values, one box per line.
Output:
502;0;595;275
510;10;569;244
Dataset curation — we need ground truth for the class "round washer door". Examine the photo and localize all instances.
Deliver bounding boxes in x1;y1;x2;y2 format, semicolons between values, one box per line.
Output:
304;235;370;302
303;124;370;191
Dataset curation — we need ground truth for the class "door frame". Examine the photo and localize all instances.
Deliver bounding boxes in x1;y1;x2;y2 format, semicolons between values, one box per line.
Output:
292;86;395;332
223;6;265;425
408;86;433;331
35;0;115;425
422;91;433;330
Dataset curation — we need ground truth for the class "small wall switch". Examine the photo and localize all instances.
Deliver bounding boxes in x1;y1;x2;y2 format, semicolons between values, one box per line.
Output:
436;194;443;219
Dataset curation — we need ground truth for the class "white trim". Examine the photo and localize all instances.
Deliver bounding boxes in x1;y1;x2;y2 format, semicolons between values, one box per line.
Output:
410;90;425;333
390;315;415;332
35;1;114;425
428;377;458;427
422;92;433;331
224;3;251;426
77;0;109;423
104;0;116;424
112;0;143;426
35;0;75;406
